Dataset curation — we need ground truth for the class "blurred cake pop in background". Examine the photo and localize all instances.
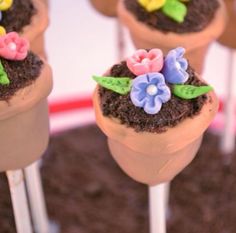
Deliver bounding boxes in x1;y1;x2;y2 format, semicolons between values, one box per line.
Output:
218;0;236;48
0;32;53;172
118;0;227;74
89;0;119;17
1;0;49;58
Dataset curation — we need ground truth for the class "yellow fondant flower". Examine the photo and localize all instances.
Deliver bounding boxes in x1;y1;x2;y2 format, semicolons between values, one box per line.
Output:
138;0;166;12
0;0;13;11
0;26;6;36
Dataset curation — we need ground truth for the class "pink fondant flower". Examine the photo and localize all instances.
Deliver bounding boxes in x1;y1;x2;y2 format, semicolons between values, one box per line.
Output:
0;32;29;60
127;49;164;76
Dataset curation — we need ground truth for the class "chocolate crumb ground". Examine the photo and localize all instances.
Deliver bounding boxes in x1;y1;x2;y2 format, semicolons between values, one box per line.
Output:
124;0;219;33
99;61;207;133
0;52;43;100
1;125;235;233
2;0;36;32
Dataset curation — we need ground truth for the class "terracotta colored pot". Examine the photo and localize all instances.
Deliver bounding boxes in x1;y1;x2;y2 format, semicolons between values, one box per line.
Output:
0;60;53;172
118;0;227;74
89;0;119;17
41;0;49;6
218;0;236;48
21;0;49;58
93;78;219;186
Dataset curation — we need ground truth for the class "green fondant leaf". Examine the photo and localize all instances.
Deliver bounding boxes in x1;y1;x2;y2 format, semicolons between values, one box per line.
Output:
0;61;10;85
93;76;132;95
173;85;213;99
162;0;187;23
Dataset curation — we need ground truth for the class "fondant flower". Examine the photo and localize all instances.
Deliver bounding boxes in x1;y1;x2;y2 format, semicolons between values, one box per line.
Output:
162;47;189;84
130;72;171;114
138;0;188;23
0;0;13;11
138;0;166;12
0;32;29;60
162;0;187;23
0;26;6;36
127;49;164;76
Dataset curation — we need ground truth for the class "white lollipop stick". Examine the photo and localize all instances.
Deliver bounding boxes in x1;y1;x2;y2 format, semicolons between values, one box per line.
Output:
164;182;171;219
6;170;33;233
116;20;125;61
220;49;236;156
24;161;50;233
149;183;167;233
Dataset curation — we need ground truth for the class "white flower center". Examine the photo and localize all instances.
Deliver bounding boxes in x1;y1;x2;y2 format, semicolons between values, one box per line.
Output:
147;84;158;96
175;61;181;70
8;42;17;51
141;58;150;65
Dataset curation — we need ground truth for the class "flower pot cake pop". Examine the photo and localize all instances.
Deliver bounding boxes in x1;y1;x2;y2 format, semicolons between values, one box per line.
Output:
89;0;119;17
0;31;52;172
1;0;49;58
218;0;236;48
117;0;227;74
93;47;219;185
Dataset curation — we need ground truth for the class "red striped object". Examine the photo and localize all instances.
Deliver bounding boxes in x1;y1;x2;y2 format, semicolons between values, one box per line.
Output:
49;96;93;114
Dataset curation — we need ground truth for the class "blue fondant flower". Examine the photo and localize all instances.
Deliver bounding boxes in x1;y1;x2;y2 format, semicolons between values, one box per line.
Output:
162;47;189;84
130;72;171;115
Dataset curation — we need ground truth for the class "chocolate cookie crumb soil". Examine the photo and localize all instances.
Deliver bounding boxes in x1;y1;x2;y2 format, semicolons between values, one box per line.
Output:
99;61;207;133
2;0;36;33
124;0;219;33
0;52;43;100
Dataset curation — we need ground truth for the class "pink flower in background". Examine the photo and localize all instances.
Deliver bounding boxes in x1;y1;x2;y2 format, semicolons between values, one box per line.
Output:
0;32;29;60
127;49;164;76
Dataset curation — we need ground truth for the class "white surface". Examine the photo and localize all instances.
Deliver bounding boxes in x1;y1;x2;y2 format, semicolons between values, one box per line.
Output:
220;50;236;153
45;0;236;130
50;108;95;133
25;162;50;233
46;0;118;101
6;170;33;233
